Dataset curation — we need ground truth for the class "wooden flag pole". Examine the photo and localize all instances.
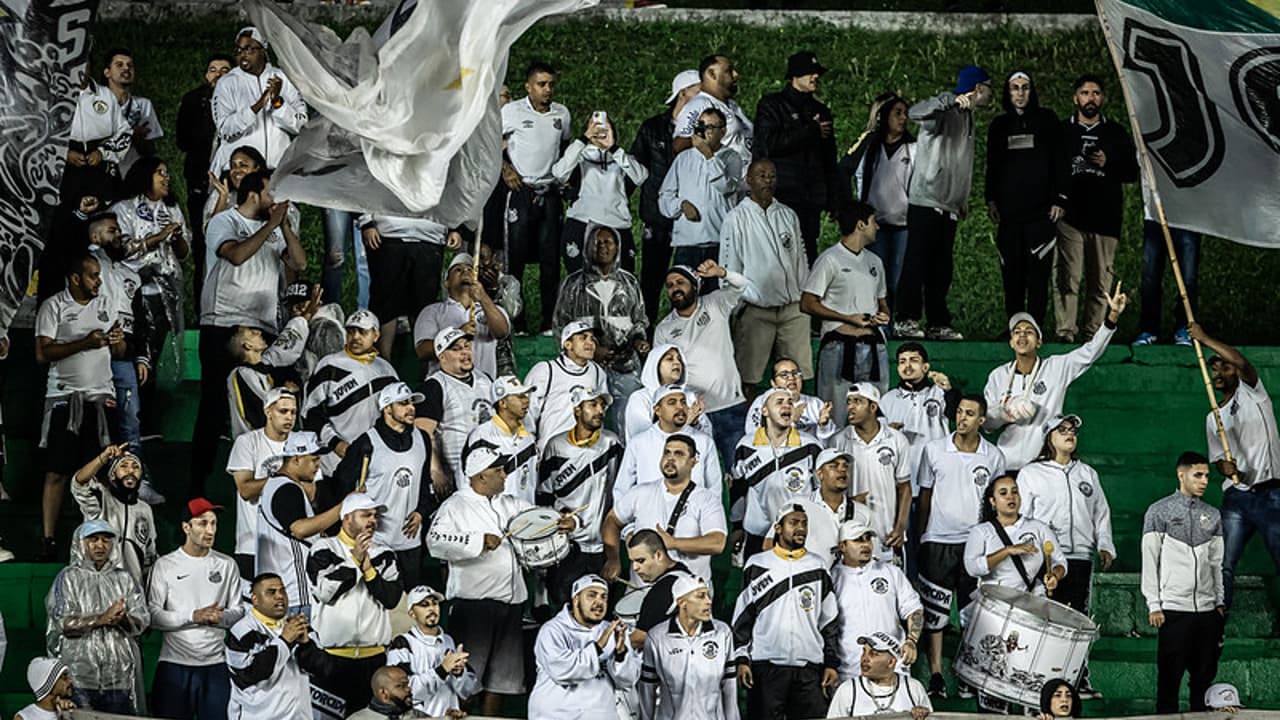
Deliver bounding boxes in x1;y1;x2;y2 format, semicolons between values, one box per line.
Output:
1094;0;1239;484
468;217;483;326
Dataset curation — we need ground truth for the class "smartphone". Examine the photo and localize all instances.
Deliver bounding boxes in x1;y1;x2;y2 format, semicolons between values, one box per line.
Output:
591;110;608;126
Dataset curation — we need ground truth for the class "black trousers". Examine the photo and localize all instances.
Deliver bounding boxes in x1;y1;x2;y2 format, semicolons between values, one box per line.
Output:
640;224;673;326
306;650;386;719
187;186;209;302
747;661;827;720
1053;558;1093;614
395;547;424;592
995;217;1054;326
898;204;957;326
546;544;605;608
505;186;563;331
785;201;823;265
189;324;238;499
1156;609;1223;713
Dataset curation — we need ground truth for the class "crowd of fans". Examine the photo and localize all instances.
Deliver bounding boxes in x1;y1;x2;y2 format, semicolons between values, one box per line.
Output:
0;21;1273;720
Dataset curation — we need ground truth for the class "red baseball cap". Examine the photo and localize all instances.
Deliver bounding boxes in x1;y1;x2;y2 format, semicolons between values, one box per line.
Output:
187;498;225;519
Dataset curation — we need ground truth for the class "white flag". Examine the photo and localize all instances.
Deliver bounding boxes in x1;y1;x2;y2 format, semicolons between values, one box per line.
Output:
243;0;598;227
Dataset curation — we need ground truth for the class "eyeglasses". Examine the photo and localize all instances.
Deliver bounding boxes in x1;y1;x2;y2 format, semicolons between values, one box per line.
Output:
156;168;170;178
1054;424;1079;435
235;45;264;55
774;369;802;379
702;123;727;130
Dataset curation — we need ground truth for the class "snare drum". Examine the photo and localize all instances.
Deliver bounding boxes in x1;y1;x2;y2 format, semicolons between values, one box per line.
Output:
955;585;1098;707
614;588;650;627
506;507;570;569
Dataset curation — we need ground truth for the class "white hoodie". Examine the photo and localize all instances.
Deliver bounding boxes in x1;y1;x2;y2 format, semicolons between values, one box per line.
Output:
1019;458;1115;561
210;65;307;173
528;605;642;720
553;140;649;229
426;487;533;603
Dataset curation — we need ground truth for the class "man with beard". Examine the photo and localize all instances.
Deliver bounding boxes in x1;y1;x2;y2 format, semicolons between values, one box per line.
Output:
539;386;625;605
551;226;649;427
720;159;813;398
306;494;403;719
226;573;319;720
305;309;400;474
732;387;822;555
227;388;297;584
654;260;749;467
831;520;923;682
830;383;912;566
414;253;511;380
1053;75;1138;344
194;170;306;497
415;328;494;492
525;321;609;452
753;51;838;262
386;586;479;718
463;376;539;502
732;505;839;720
1190;323;1280;611
45;520;149;714
528;575;641;718
825;633;932;719
148;499;243;720
606;435;727;585
225;288;318;439
100;48;163;174
916;395;1005;697
779;449;870;566
639;574;739;720
17;657;77;720
71;442;156;583
674;55;753;175
346;667;427;720
985;71;1064;327
35;252;125;560
983;290;1127;470
210;27;307;173
743;358;836;442
333;383;433;588
615;385;720;499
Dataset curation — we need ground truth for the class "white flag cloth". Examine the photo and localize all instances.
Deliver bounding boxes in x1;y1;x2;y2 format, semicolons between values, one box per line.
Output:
243;0;598;227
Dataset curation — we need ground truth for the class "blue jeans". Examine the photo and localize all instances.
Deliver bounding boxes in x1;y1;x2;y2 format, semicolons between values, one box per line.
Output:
152;661;230;720
1140;220;1200;336
816;340;889;426
867;225;908;310
1221;486;1280;610
111;359;141;454
707;402;747;477
322;208;370;308
73;688;135;715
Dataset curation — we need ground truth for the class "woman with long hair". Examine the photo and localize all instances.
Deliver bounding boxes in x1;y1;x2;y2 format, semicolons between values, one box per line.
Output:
1038;678;1081;718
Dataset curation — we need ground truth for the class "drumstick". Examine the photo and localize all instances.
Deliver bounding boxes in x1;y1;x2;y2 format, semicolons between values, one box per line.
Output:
499;520;531;542
1042;540;1056;597
617;578;642;590
357;454;370;493
528;503;592;536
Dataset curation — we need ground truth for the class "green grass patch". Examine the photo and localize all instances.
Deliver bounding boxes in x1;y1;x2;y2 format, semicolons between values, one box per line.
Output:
98;15;1278;343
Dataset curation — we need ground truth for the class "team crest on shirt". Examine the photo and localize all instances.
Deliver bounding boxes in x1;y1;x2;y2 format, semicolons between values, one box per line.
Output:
507;207;519;224
973;465;991;487
870;577;890;594
122;277;138;298
1032;381;1048;395
924;398;942;418
472;398;493;424
553;118;563;131
869;265;878;277
93;99;108;114
798;587;816;612
1200;513;1212;529
1078;481;1093;497
1018;532;1037;546
1229;400;1239;416
877;447;895;466
136;517;152;547
98;310;109;322
780;232;793;249
208;569;223;584
702;640;720;659
696;312;710;327
785;468;806;492
394;467;413;488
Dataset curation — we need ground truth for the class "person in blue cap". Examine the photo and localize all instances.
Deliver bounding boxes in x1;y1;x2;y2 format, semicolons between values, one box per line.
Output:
894;64;991;343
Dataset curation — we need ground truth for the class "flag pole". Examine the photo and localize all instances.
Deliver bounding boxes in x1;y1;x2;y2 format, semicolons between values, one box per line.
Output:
469;217;483;326
1094;0;1240;484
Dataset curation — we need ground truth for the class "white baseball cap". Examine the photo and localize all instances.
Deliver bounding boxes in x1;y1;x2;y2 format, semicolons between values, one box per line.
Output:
847;382;881;404
664;69;700;104
774;502;807;525
652;383;687;406
340;493;386;518
264;387;295;410
1042;413;1083;437
406;585;445;607
859;631;903;659
839;518;875;543
1205;683;1242;709
571;574;608;599
237;26;268;49
570;385;611;408
491;375;536;404
345;308;380;331
815;448;852;469
1008;311;1042;338
447;253;475;273
26;657;69;700
560;320;595;346
464;447;509;479
378;381;424;410
433;326;473;357
281;431;322;457
666;573;707;613
757;386;792;413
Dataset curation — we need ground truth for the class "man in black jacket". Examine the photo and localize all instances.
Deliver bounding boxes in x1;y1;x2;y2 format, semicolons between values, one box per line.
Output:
175;54;233;300
753;51;839;263
630;70;700;326
1053;74;1138;343
984;71;1064;330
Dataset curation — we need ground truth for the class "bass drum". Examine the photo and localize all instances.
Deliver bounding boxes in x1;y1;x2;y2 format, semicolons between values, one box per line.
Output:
954;584;1098;707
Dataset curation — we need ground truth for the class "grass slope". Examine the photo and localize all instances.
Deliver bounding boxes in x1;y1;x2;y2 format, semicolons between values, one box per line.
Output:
97;15;1278;342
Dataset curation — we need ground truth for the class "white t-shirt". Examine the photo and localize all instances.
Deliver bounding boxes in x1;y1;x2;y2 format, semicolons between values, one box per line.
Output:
803;242;885;337
413;297;509;380
653;272;747;412
1207;378;1280;490
35;289;117;398
201;208;287;331
501;97;571;186
829;424;911;560
226;430;287;556
831;560;922;680
614;480;727;584
917;434;1007;545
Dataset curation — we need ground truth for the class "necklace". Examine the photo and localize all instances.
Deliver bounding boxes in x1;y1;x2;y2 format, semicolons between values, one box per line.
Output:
859;676;899;713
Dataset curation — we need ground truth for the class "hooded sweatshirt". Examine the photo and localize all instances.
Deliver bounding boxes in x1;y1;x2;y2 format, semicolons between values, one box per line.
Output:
552;140;649;230
984;76;1064;223
46;526;150;695
551;225;649;375
1019;457;1115;561
528;605;642;719
906;91;977;215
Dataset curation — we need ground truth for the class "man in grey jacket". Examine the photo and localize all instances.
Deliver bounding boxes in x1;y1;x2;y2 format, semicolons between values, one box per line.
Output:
894;65;991;342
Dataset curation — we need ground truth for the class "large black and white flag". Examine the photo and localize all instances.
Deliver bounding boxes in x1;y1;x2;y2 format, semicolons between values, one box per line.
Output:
0;0;99;335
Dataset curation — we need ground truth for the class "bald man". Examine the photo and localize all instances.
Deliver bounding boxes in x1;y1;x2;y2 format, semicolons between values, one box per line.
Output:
346;666;431;720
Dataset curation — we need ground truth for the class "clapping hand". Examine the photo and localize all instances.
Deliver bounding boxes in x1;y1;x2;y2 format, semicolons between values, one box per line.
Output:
441;644;470;675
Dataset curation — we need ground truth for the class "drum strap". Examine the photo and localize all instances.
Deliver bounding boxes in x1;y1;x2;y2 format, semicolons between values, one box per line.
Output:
988;520;1037;592
665;482;698;535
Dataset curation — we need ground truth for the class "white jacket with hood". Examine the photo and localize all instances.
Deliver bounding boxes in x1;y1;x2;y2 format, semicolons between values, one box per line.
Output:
528;605;642;720
623;343;713;441
1019;457;1115;562
553;140;648;229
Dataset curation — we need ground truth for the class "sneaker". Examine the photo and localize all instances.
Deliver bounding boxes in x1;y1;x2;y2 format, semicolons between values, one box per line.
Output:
928;673;948;699
1077;678;1103;699
35;536;58;562
957;681;975;699
1132;332;1158;346
1054;333;1075;344
0;546;12;563
1174;327;1192;347
926;325;965;341
138;480;166;506
538;329;554;338
893;319;925;339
